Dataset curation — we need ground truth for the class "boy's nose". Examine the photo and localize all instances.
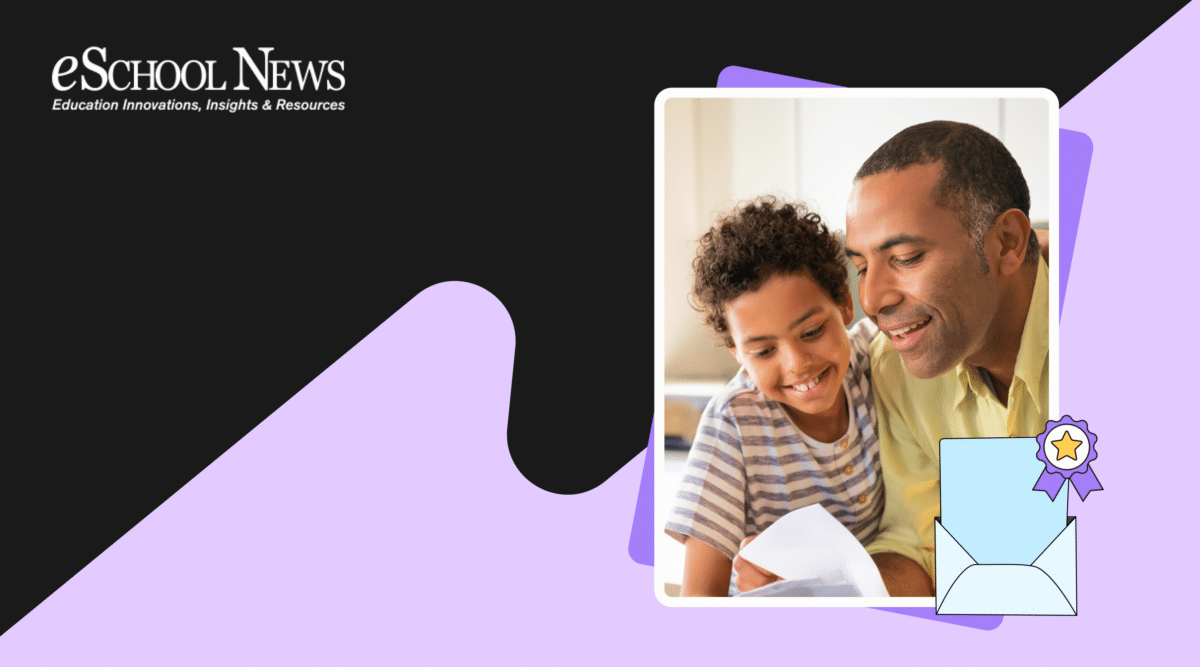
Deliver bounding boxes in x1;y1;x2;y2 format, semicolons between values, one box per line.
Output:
782;345;812;374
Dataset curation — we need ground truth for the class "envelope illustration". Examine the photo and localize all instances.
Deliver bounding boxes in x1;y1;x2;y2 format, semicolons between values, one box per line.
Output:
935;438;1076;616
936;516;1076;614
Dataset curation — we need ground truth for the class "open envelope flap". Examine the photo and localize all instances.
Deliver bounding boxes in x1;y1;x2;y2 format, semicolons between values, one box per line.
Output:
937;565;1076;615
935;517;978;611
1030;517;1077;613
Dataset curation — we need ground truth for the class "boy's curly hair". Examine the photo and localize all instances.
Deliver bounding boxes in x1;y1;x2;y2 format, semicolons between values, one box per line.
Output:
691;196;850;348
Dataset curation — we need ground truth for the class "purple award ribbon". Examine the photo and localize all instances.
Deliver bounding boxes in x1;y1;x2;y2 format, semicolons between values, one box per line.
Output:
1034;416;1102;501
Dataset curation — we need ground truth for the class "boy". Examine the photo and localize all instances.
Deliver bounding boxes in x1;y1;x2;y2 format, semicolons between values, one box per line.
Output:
665;196;881;596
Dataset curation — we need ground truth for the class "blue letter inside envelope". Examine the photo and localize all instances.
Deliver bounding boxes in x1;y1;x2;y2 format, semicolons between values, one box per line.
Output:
936;438;1076;615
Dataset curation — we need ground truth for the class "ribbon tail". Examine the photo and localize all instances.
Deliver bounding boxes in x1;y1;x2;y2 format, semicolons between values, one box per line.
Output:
1072;469;1103;500
1033;470;1065;500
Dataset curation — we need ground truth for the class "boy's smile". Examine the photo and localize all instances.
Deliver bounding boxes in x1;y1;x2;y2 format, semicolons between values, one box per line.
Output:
725;270;855;442
782;365;834;399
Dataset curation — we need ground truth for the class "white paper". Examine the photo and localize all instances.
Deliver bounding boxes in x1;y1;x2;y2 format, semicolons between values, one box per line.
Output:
736;504;889;597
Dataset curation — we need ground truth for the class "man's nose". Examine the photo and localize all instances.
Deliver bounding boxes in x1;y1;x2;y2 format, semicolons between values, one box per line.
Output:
859;266;902;317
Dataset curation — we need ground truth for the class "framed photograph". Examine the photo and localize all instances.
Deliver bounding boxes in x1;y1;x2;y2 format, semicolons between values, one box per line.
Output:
654;89;1059;606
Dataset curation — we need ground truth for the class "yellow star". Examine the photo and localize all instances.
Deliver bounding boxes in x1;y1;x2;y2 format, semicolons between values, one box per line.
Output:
1051;431;1084;461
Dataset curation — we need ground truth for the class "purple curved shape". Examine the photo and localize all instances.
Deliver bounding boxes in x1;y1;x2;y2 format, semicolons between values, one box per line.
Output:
628;419;655;566
1058;130;1094;317
716;66;839;89
872;606;1004;630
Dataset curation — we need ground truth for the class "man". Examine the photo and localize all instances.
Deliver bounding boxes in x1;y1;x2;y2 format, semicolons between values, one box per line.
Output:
732;120;1049;596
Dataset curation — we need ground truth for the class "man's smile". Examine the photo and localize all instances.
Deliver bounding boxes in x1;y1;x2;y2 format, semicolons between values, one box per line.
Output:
882;315;933;351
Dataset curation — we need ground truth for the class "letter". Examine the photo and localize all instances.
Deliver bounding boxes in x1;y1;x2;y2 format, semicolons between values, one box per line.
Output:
291;60;327;90
108;61;130;91
52;56;78;91
232;47;271;90
204;60;226;90
156;60;181;91
81;47;108;91
180;60;207;91
129;60;156;91
326;60;345;91
270;59;291;90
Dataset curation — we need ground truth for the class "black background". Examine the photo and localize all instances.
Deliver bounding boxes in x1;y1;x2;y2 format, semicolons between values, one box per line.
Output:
9;3;1190;636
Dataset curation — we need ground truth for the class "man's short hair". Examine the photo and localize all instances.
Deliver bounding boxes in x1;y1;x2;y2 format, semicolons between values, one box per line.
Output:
855;120;1039;270
692;196;850;347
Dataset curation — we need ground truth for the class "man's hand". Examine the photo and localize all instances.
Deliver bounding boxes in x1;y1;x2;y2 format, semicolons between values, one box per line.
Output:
871;552;934;597
732;535;782;593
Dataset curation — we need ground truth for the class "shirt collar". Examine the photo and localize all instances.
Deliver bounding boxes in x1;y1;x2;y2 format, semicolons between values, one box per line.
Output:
952;258;1049;410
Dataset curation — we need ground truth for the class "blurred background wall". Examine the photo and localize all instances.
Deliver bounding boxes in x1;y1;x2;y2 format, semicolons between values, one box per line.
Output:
664;97;1050;384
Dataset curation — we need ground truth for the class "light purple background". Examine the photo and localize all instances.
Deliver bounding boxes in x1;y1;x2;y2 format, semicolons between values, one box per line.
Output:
2;5;1196;664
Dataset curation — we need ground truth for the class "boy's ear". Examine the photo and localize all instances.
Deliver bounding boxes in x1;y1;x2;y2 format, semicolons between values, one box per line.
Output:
839;292;855;326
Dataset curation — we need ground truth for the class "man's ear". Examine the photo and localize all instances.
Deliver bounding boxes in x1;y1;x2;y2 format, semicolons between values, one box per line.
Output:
839;292;855;326
991;208;1032;276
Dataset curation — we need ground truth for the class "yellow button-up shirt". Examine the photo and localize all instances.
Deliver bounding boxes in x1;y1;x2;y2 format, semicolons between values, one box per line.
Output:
864;258;1050;582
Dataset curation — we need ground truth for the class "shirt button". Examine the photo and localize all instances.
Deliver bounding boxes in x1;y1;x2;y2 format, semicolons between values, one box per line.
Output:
858;495;868;504
839;440;849;450
843;465;854;475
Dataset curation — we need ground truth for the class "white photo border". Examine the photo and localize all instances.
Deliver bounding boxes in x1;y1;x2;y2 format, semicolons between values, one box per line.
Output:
653;87;1061;608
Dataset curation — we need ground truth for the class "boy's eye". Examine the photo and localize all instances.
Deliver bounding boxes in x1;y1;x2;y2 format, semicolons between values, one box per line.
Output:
750;347;774;358
801;325;824;340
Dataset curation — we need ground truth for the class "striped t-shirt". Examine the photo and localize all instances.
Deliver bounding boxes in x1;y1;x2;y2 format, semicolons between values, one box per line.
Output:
665;318;883;561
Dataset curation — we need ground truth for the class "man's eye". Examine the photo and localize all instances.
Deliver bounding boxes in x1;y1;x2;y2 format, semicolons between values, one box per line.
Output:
801;326;824;340
854;264;867;277
895;252;924;266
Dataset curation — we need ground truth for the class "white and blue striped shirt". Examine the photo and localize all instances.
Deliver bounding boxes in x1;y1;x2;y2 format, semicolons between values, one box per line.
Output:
665;318;883;562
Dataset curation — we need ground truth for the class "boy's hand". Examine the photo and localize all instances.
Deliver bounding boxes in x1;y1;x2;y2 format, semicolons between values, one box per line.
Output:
732;535;782;593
